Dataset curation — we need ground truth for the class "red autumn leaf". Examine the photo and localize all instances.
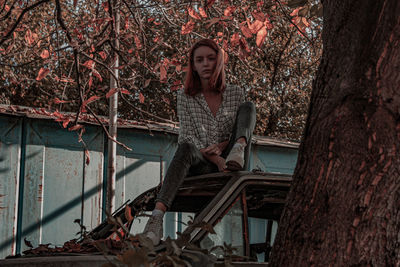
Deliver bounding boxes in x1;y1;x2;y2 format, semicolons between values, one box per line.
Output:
199;7;207;18
206;17;220;28
162;96;170;105
106;88;119;98
163;58;171;68
230;32;240;47
239;37;251;52
36;68;50;81
60;77;75;83
54;98;69;104
256;26;267;47
88;76;93;89
252;11;265;21
82;95;100;108
69;124;84;131
120;89;131;94
153;36;160;43
124;16;129;30
181;20;195;35
144;79;151;88
249;20;264;34
82;60;94;70
171;80;181;91
224;6;236;17
102;2;109;12
160;65;167;82
125;206;134;222
188;7;201;20
148;17;155;23
292;16;301;25
134;35;142;49
25;29;35;45
240;25;252;38
53;110;64;119
264;18;274;30
92;69;102;82
302;17;310;27
62;118;71;128
205;0;216;9
290;7;300;17
40;49;49;59
85;149;90;165
139;93;145;103
99;51;107;60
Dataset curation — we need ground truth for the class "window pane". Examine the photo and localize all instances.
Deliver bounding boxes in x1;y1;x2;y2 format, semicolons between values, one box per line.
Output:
248;217;279;262
199;198;244;259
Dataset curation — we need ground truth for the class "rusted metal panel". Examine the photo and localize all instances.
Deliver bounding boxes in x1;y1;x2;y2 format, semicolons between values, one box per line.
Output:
0;116;22;259
250;146;298;174
19;119;104;252
113;129;178;238
114;129;178;209
0;110;298;259
82;131;105;232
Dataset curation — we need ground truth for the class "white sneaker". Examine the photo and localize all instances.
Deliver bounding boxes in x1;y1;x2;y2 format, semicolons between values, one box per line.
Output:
143;214;163;246
226;142;246;171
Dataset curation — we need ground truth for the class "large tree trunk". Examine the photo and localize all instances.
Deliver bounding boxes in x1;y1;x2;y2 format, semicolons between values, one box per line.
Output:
270;0;400;266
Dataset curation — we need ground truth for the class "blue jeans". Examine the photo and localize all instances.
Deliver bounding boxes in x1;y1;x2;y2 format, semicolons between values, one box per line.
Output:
156;101;256;209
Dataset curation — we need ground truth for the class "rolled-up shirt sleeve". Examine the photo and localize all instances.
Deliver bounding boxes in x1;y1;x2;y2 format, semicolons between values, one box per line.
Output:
177;90;203;149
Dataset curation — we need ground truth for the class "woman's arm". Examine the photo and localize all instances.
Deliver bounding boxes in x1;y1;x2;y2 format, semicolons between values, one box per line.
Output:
200;140;229;171
200;150;226;171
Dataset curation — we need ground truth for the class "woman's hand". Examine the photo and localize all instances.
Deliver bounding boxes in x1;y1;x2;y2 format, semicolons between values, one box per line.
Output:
214;156;227;172
204;154;227;172
201;140;229;156
202;144;222;155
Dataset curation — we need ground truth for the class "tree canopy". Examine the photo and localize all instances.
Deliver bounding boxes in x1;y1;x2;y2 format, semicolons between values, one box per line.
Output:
0;0;322;141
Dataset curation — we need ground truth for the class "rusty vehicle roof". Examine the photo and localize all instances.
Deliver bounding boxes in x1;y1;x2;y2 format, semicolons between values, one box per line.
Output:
89;171;292;241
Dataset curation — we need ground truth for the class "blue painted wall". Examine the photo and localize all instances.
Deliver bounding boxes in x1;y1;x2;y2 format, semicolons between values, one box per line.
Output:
0;114;298;258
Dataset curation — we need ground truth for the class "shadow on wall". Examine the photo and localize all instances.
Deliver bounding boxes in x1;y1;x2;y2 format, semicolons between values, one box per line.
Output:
0;157;9;173
0;158;147;255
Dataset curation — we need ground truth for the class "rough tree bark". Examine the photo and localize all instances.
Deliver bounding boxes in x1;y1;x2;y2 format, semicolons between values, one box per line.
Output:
270;0;400;266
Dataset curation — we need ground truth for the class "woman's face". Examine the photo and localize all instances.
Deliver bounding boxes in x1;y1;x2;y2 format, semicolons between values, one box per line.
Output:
192;45;217;81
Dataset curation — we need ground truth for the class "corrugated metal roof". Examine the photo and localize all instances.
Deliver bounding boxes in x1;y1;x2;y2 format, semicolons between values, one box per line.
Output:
0;104;299;149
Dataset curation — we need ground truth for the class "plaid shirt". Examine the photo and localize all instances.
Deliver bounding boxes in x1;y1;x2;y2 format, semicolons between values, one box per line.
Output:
177;84;245;150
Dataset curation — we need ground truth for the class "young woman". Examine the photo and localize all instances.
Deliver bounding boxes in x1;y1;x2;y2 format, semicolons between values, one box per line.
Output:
143;39;256;245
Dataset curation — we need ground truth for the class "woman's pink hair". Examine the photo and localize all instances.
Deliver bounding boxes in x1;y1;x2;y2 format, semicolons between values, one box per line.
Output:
184;39;226;96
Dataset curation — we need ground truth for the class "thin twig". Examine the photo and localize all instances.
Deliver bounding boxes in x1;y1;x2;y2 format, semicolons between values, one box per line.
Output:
0;0;51;46
0;0;17;21
86;105;132;151
55;0;83;125
120;93;178;125
80;51;120;85
275;0;314;47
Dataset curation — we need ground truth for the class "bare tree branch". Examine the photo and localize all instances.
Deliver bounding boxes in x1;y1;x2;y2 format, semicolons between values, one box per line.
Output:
120;93;178;125
0;0;51;47
275;0;314;47
86;105;132;151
